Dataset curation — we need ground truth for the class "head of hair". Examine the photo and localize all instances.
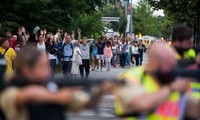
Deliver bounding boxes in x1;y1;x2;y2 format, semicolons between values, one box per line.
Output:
0;39;8;46
106;41;111;47
14;47;43;77
6;30;13;34
172;25;193;42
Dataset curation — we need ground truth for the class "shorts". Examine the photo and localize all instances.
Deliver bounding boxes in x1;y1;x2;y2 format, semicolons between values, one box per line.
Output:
96;54;104;61
91;54;97;59
62;61;72;74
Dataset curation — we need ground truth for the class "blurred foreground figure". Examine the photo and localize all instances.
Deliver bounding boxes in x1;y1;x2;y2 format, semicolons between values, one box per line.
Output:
172;25;200;99
114;43;200;120
0;48;108;120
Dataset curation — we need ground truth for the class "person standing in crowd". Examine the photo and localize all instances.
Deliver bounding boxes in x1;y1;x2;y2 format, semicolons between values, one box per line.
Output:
111;40;118;68
45;33;58;74
0;39;16;81
104;41;113;71
120;41;127;68
125;40;131;68
130;42;134;64
71;42;82;78
96;38;106;71
130;43;140;66
16;27;27;50
36;31;46;53
91;41;98;71
115;43;200;120
5;30;17;50
138;40;145;66
61;34;75;77
77;29;94;78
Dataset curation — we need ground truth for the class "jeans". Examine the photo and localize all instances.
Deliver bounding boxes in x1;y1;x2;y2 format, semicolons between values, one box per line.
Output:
50;59;56;74
120;53;126;67
139;53;143;65
105;56;112;70
79;59;90;78
134;54;140;66
111;54;117;66
62;61;72;75
125;53;130;66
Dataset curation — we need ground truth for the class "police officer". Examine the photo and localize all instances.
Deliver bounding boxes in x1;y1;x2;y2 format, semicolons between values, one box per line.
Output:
0;47;109;120
172;25;200;120
114;43;200;120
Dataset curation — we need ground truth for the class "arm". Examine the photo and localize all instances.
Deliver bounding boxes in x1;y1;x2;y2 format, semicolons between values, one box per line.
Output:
78;29;81;42
15;86;75;106
88;39;94;46
130;86;172;112
129;79;188;113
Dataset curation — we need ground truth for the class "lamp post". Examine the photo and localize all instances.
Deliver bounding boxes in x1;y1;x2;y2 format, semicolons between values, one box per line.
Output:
125;0;133;36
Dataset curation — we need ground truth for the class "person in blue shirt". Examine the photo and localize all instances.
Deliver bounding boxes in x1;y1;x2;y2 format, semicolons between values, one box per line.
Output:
96;38;106;71
91;42;98;71
61;35;76;77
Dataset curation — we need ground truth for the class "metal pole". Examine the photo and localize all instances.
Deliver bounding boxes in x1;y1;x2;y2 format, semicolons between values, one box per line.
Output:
130;0;133;36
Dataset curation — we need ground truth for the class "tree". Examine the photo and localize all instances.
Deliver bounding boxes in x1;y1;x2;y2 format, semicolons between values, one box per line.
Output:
147;0;200;45
132;1;164;37
102;4;126;33
0;0;115;36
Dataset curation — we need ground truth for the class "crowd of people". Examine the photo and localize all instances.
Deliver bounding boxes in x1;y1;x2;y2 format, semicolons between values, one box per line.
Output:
0;27;146;80
0;24;200;120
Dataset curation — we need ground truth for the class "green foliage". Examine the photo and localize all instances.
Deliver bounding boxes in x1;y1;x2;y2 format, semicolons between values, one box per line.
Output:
132;1;164;37
147;0;200;25
0;0;115;37
76;13;104;38
102;5;127;33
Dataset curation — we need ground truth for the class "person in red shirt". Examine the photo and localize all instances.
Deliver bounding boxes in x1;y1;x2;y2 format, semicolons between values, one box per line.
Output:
5;30;17;50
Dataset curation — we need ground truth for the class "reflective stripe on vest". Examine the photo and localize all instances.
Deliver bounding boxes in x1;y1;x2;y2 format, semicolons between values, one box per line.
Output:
114;67;182;120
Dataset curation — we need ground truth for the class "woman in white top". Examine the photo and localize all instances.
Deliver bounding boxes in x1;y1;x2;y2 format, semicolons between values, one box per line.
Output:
131;43;140;66
37;33;46;53
71;42;82;78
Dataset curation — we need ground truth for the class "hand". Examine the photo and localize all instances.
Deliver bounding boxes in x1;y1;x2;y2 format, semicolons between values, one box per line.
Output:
71;32;75;38
77;28;81;34
64;32;67;37
21;27;26;33
100;81;116;93
170;78;189;93
40;30;44;35
44;29;47;34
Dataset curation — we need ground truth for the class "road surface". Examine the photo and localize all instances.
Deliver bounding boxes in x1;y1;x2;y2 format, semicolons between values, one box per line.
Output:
68;53;148;120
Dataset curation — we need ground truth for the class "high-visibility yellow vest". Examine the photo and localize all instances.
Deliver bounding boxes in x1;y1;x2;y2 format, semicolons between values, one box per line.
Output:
176;48;200;99
115;67;182;120
176;48;196;60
